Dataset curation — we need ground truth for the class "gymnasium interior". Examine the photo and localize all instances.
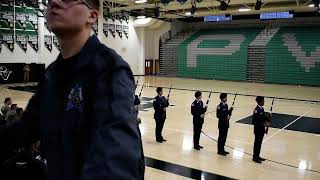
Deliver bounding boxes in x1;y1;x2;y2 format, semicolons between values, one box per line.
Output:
0;0;320;179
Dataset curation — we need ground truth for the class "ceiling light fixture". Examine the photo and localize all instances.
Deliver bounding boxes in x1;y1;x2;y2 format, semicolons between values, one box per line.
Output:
239;8;251;12
137;15;146;19
135;0;147;4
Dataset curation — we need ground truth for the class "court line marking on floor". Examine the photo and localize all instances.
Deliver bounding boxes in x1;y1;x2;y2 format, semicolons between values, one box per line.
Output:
137;84;320;104
201;131;320;174
264;108;313;143
141;124;256;146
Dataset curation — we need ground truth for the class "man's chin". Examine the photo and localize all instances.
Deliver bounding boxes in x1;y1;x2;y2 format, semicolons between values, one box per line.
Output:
49;25;81;36
49;26;65;36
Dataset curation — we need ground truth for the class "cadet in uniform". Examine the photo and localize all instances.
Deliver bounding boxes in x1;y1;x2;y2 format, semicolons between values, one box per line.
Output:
252;96;267;163
191;91;208;150
216;93;233;156
153;87;169;143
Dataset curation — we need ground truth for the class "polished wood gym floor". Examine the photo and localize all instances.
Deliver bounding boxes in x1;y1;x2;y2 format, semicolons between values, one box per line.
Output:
1;76;320;180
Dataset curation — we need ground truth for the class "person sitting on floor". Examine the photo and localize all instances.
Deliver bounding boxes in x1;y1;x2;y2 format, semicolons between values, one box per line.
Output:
1;97;12;117
5;104;19;124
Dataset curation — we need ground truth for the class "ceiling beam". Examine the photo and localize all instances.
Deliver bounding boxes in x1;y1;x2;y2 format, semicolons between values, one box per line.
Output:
109;0;301;13
161;3;316;18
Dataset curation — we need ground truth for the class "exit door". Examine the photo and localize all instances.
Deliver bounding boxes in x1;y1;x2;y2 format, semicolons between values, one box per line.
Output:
145;60;153;75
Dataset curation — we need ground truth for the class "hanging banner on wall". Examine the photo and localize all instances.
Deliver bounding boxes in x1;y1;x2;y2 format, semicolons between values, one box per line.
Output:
123;13;129;24
116;25;123;38
15;0;25;7
44;35;52;52
108;12;115;22
25;0;38;8
42;0;48;6
26;8;38;30
103;6;109;21
108;24;115;37
16;12;27;29
123;25;129;39
1;8;14;29
53;36;59;50
0;35;2;53
15;7;27;30
2;30;14;52
103;23;108;38
44;19;51;32
92;22;98;35
116;12;122;23
1;0;14;6
16;31;27;52
27;31;38;52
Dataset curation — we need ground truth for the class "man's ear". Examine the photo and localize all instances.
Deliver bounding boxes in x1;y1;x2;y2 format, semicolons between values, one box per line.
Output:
88;10;99;25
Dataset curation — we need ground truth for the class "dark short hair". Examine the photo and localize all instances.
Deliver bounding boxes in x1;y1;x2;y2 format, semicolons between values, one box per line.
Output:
256;96;264;103
4;97;11;103
85;0;100;10
156;87;163;94
195;91;202;98
220;93;227;100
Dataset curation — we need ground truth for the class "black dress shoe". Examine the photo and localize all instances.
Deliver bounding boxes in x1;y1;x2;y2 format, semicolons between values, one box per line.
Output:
194;147;200;150
218;152;227;156
156;140;163;143
198;145;204;149
253;158;262;163
162;139;167;142
259;157;266;161
224;151;229;154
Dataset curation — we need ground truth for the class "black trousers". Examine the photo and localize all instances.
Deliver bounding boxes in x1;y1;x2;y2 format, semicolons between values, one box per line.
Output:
218;127;229;153
193;118;203;147
155;118;165;141
253;130;265;158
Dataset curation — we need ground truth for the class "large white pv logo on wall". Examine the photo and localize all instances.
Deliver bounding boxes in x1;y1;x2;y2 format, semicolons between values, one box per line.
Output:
282;33;320;72
0;66;12;81
187;34;245;68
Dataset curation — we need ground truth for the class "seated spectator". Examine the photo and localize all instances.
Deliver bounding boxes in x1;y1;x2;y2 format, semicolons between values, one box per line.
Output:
1;97;12;117
5;104;19;124
1;141;47;180
16;108;24;122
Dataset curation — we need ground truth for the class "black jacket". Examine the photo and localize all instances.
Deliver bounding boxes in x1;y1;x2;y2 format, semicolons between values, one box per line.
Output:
0;36;145;180
191;100;207;120
216;102;232;129
252;105;266;134
153;95;169;120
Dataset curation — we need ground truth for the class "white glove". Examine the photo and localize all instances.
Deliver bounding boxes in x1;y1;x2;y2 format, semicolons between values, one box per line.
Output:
227;115;230;120
200;114;205;118
204;104;208;109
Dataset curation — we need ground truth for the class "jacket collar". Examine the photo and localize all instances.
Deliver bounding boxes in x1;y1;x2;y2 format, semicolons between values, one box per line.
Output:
57;35;101;74
257;105;264;109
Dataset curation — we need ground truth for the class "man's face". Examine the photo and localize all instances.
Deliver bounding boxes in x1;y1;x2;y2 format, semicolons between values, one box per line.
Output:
222;97;227;103
197;95;202;100
159;91;163;96
259;100;265;106
46;0;97;35
8;99;12;105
